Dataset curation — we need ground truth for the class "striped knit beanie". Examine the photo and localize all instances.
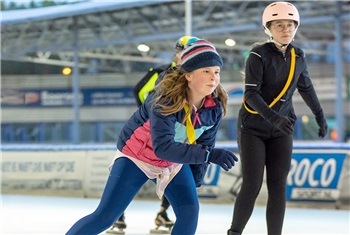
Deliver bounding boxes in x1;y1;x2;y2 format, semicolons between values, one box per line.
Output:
180;39;223;72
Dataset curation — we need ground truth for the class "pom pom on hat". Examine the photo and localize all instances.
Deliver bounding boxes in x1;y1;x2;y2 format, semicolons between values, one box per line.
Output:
180;39;223;72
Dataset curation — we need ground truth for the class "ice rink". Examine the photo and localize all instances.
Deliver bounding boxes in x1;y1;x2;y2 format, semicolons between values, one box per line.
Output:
1;194;349;235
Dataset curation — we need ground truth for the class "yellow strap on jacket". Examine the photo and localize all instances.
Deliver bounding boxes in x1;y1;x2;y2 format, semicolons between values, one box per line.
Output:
184;103;196;144
243;48;296;114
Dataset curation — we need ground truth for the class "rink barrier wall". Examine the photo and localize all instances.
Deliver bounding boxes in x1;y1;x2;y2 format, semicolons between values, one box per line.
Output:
1;142;349;208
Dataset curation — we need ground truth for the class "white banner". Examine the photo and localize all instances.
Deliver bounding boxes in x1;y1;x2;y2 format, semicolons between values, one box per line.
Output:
1;151;86;197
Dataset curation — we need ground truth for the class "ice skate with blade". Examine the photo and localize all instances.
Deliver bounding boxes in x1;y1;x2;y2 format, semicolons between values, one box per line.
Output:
149;211;174;234
106;215;126;235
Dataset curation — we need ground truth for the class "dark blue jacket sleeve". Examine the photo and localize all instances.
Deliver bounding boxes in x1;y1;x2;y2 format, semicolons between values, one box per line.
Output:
149;107;208;164
296;53;323;116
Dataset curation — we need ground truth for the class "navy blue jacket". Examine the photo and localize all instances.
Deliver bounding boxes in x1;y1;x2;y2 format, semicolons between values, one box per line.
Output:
117;84;223;186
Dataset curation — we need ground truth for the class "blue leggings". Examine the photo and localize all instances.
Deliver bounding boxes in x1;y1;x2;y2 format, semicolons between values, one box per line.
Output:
66;157;199;235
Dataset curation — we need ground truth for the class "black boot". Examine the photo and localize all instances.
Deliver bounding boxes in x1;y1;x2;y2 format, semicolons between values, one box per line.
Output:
227;229;241;235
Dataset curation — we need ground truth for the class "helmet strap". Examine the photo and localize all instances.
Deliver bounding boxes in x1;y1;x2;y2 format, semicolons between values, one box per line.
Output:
270;37;288;49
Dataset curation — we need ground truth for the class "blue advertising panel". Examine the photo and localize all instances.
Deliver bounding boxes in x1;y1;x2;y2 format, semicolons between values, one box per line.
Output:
286;152;347;202
198;164;221;198
1;88;136;107
202;164;221;186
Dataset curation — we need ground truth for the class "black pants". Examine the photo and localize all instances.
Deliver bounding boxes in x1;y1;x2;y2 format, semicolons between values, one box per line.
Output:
161;196;170;209
230;131;293;235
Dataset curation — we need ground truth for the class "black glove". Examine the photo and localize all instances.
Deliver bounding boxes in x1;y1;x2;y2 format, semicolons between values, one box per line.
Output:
208;148;238;171
269;114;294;135
316;115;328;138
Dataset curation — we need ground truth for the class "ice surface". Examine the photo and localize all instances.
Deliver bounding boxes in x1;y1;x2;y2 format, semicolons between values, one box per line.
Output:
2;194;349;235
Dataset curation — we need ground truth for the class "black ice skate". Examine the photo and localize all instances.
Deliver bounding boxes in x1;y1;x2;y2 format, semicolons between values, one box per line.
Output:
106;215;126;235
149;211;174;234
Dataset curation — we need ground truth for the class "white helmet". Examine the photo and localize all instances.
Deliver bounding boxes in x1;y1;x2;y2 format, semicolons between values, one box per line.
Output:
262;1;300;28
262;1;300;46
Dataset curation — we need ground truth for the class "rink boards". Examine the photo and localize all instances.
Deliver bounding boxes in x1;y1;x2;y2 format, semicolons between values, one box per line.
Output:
1;141;349;206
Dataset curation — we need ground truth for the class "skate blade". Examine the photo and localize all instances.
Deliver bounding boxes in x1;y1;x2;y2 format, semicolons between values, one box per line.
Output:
149;228;171;234
105;229;125;235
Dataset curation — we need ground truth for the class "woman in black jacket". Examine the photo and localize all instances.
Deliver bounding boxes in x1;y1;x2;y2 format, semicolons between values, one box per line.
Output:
227;2;328;235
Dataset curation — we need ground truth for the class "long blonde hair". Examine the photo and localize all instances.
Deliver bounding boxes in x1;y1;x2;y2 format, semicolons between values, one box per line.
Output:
153;66;228;122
